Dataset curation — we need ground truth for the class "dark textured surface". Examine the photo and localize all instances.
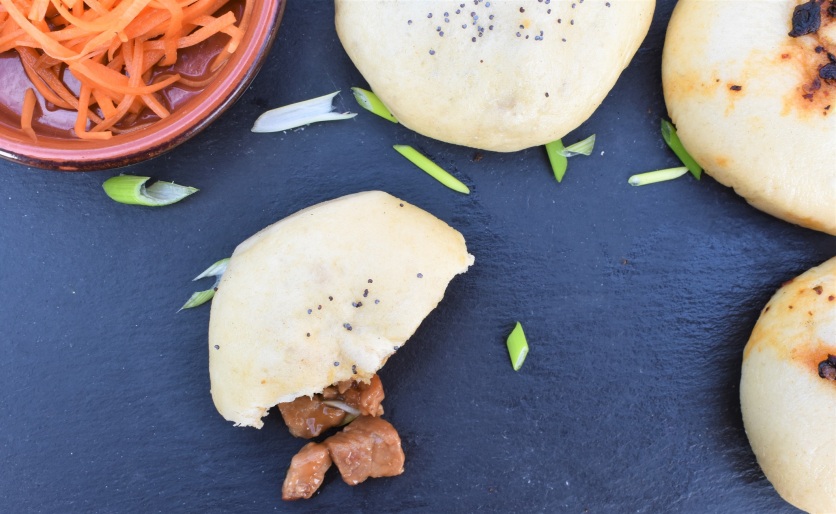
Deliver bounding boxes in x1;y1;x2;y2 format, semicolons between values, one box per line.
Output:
1;1;834;513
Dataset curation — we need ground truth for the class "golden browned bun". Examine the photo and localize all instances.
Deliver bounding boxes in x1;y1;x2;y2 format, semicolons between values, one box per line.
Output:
740;256;836;513
663;0;836;235
209;191;474;428
335;0;654;152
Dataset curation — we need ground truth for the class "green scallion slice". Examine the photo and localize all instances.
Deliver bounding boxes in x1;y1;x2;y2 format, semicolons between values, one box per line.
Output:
179;258;230;311
179;290;216;311
351;87;398;123
561;134;596;157
661;120;702;179
103;175;198;206
545;139;568;182
628;166;689;187
506;322;529;371
393;145;470;194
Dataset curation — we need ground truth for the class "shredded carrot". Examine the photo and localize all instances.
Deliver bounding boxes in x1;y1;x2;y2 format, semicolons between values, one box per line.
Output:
20;88;38;142
2;0;247;140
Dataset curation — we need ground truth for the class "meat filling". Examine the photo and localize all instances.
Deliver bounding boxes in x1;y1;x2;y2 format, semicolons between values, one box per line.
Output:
324;416;405;486
280;376;403;499
322;374;385;417
277;396;346;439
278;375;385;438
281;442;332;501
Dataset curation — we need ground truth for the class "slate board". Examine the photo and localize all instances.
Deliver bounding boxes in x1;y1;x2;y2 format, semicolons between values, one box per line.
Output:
1;1;834;512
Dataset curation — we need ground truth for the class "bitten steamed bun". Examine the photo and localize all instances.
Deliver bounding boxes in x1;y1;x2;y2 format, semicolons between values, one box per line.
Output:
208;191;474;428
336;0;655;152
740;256;836;513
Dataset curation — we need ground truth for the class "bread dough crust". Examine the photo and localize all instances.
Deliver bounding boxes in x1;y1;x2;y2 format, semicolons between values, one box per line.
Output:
663;0;836;235
740;256;836;513
208;191;473;428
336;0;654;152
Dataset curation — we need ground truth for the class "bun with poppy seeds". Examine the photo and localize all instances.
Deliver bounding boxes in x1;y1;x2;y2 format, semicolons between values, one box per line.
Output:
208;191;473;428
335;0;654;152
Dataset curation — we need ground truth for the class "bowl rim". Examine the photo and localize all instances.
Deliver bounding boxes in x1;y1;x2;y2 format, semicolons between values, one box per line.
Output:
0;0;285;172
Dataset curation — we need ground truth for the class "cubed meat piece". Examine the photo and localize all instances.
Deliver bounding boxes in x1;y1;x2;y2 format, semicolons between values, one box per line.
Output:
324;415;404;485
282;442;332;500
342;375;385;417
278;395;346;439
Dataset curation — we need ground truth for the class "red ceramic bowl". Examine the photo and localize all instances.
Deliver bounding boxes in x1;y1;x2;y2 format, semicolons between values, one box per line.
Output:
0;0;285;171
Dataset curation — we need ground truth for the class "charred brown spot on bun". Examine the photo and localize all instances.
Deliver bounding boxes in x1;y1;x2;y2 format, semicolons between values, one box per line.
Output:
818;354;836;380
786;0;836;114
789;0;822;37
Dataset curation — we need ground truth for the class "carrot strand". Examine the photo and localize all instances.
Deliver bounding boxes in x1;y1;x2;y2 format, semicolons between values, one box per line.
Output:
4;0;248;140
75;83;111;139
21;88;39;142
17;49;74;109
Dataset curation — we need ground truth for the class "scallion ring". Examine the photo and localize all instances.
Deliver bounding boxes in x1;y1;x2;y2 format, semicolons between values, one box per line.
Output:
393;145;470;194
661;120;702;179
506;322;529;371
627;166;689;187
351;87;398;123
179;258;230;311
102;175;198;206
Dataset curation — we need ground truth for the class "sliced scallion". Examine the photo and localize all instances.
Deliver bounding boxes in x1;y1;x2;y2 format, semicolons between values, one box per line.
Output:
102;175;198;206
251;91;356;133
351;87;398;123
661;120;702;179
393;145;470;194
506;322;529;371
338;413;359;427
628;166;689;187
179;258;230;311
179;290;216;311
545;139;568;182
545;134;597;182
561;134;596;157
322;400;361;417
192;258;230;281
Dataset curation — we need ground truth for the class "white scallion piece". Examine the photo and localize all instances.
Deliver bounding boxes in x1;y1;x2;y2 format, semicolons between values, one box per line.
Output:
251;91;357;133
322;400;361;417
179;258;230;311
628;166;689;187
102;175;198;206
560;134;596;157
193;258;230;281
